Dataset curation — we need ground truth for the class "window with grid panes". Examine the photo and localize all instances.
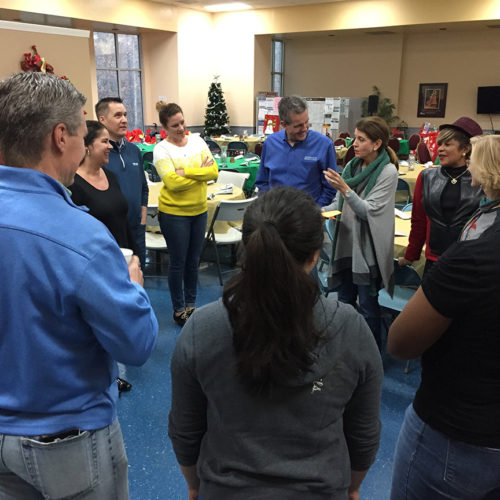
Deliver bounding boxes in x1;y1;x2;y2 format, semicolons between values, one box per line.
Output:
271;39;284;96
94;32;144;129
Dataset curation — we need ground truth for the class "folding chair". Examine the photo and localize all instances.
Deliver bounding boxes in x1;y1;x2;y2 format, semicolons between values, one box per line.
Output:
317;217;337;297
227;141;248;157
395;178;411;209
145;210;167;275
217;170;250;190
143;151;161;182
378;259;421;373
205;139;221;155
204;197;257;285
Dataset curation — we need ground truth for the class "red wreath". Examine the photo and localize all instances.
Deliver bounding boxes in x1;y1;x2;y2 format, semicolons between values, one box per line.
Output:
21;45;54;73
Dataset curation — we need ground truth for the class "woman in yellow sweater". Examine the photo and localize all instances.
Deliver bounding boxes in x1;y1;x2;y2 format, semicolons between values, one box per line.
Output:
154;103;219;326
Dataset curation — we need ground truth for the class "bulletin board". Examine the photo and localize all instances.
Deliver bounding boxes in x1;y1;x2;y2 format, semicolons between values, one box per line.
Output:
255;94;357;138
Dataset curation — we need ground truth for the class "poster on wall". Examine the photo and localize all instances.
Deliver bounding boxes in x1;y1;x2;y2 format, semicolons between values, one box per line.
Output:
256;92;279;134
417;83;448;118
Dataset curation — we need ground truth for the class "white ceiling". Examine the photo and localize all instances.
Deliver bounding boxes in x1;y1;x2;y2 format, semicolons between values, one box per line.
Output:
159;0;344;12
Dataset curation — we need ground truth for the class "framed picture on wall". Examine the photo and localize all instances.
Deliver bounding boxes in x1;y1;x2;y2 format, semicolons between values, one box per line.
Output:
417;83;448;118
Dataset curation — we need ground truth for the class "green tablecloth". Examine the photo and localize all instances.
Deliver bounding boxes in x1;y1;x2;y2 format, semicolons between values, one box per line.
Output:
215;156;260;191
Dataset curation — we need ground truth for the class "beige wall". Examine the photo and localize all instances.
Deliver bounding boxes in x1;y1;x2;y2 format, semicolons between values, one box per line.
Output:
141;30;178;126
254;35;272;93
0;0;499;128
176;9;214;127
283;34;403;101
282;27;500;130
211;12;266;127
0;23;93;116
398;29;500;130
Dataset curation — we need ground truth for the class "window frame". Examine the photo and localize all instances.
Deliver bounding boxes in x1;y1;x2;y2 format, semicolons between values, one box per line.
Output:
271;38;284;96
94;31;144;129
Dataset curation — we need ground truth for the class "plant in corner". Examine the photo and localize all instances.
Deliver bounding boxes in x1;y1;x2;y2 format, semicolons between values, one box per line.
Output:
361;85;399;127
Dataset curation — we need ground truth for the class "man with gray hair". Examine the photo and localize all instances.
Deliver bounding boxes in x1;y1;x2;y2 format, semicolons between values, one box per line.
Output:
255;95;337;206
0;72;158;498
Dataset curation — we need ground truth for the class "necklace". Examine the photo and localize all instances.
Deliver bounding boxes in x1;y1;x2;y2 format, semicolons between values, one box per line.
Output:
442;167;468;184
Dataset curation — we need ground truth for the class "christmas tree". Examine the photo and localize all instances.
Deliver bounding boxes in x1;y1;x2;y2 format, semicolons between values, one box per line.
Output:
204;77;230;137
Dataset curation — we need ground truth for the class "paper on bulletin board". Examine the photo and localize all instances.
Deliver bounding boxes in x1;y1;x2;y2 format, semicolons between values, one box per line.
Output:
309;101;325;124
331;111;340;130
324;97;334;114
340;98;349;118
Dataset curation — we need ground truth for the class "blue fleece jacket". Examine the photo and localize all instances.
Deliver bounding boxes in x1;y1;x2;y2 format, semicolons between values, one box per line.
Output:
106;139;148;228
0;165;158;435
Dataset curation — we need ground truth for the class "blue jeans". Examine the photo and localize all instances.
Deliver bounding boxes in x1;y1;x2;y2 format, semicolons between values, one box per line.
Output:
131;223;146;269
335;270;381;348
159;211;207;312
391;405;500;500
0;418;128;499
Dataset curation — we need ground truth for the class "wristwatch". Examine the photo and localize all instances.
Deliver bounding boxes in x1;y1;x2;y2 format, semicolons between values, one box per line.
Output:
344;189;352;198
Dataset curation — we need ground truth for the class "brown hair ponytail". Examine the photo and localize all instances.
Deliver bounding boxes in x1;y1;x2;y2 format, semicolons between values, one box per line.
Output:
223;187;324;397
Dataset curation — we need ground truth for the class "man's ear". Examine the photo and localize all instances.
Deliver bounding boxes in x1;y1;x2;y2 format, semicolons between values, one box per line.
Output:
51;123;67;154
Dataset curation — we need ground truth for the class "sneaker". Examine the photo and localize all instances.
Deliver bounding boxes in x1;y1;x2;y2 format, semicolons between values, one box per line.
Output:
117;378;132;393
173;310;189;326
185;306;195;318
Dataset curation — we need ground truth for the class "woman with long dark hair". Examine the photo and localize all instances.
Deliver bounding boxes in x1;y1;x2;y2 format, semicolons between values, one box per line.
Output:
322;116;399;349
168;187;383;500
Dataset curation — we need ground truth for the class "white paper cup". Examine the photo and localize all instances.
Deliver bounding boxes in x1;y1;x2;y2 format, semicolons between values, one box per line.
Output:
120;248;133;264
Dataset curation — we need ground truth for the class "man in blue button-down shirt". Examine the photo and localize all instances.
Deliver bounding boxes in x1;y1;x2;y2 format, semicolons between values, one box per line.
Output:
255;95;337;206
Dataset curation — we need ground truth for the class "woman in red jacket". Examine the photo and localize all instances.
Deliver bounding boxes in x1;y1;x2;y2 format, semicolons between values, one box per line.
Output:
398;117;483;275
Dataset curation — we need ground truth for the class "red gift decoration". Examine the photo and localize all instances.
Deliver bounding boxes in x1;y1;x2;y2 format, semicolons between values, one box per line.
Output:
420;131;439;162
264;114;280;133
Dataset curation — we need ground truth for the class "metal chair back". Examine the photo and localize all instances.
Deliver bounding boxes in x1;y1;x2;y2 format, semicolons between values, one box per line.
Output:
395;177;411;208
205;139;221;154
227;141;248;157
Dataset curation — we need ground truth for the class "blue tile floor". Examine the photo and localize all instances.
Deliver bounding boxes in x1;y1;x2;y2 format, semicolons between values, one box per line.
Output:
117;261;421;499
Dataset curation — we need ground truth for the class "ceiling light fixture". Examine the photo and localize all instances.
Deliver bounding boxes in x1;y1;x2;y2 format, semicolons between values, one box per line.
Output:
205;2;251;12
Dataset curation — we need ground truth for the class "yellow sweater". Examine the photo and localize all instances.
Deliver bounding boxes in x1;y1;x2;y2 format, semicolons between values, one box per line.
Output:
153;135;219;216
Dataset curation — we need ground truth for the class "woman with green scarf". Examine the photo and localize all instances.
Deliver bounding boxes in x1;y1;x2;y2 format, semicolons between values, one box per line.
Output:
323;116;398;348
